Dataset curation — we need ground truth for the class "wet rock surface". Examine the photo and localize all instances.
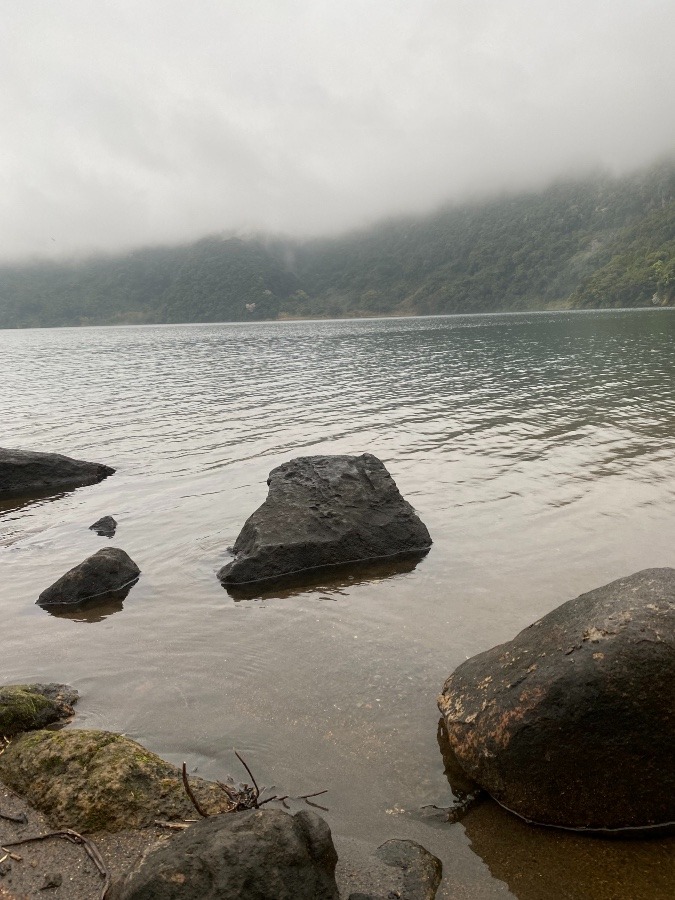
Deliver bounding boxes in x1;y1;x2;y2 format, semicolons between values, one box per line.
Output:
110;808;339;900
0;684;78;738
0;448;114;500
438;567;675;829
338;837;442;900
375;840;442;899
36;548;140;607
0;729;234;832
89;515;117;537
218;454;431;587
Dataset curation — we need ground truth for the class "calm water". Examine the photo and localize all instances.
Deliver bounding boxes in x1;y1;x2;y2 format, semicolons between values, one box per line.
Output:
1;310;674;898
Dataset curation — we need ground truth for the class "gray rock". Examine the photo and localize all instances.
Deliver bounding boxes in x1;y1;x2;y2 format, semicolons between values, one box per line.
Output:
438;567;675;829
37;548;140;607
375;840;442;900
89;515;117;537
39;873;63;890
0;683;78;737
218;454;431;587
336;836;441;900
0;447;114;500
110;808;339;899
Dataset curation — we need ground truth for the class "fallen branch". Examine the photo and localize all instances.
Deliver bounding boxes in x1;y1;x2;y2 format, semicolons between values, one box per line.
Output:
0;809;27;824
184;752;328;817
234;750;260;797
181;762;209;818
3;829;110;899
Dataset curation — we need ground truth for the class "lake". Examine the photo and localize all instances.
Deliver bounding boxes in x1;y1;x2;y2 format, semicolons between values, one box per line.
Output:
1;309;674;898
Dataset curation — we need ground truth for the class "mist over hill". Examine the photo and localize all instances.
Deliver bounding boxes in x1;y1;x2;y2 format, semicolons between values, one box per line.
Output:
0;158;673;329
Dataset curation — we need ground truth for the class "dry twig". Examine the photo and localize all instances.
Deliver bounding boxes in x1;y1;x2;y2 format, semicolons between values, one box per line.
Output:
181;762;209;818
180;751;329;820
0;810;27;825
3;829;110;899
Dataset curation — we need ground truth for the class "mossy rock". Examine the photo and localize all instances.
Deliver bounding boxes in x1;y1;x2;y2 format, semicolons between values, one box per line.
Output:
0;683;78;737
0;728;234;832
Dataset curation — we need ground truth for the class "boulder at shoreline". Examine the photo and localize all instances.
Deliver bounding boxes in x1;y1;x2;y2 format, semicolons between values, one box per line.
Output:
438;568;675;829
37;547;140;607
110;808;340;900
0;729;235;831
218;453;431;587
0;447;114;499
0;683;78;737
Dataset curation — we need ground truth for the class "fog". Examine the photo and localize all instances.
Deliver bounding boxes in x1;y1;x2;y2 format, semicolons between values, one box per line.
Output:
2;0;673;261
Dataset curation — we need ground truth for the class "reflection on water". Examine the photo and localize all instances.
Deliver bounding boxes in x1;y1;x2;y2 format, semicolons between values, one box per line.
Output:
223;552;427;600
39;581;139;623
436;721;675;899
1;310;675;898
462;798;675;900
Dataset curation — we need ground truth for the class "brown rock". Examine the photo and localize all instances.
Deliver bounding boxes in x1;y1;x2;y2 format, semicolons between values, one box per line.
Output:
438;568;675;829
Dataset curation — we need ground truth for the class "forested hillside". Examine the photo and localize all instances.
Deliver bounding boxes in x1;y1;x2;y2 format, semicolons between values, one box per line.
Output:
0;158;672;328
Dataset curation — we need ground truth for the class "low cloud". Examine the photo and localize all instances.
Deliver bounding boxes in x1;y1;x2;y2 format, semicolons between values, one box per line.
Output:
1;0;673;260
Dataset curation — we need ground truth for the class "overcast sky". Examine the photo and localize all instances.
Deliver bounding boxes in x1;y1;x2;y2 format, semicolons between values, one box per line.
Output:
2;0;673;261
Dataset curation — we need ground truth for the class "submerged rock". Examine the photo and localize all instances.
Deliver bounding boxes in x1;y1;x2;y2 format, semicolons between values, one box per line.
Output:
37;548;140;607
218;454;431;587
0;729;235;831
89;515;117;537
0;683;78;737
438;568;675;829
0;447;114;499
110;808;339;899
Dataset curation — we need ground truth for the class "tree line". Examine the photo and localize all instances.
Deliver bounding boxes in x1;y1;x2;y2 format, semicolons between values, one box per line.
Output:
0;158;672;328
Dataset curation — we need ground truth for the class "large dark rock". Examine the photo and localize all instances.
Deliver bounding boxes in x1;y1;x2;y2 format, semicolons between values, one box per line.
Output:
37;548;140;607
0;729;235;831
218;454;431;587
0;447;114;499
438;568;675;829
0;683;78;737
110;808;339;899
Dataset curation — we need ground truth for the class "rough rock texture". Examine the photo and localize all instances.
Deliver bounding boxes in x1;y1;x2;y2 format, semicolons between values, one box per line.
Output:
343;840;442;900
37;548;140;607
110;808;339;899
218;454;431;586
0;447;114;499
375;840;442;899
90;515;118;537
438;568;675;829
0;684;78;737
335;836;442;900
0;729;235;831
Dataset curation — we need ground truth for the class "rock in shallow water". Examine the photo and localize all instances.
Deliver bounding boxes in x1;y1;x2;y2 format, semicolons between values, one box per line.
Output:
37;547;140;607
218;454;431;587
110;808;339;900
89;515;117;537
437;568;675;830
0;683;78;737
0;447;114;499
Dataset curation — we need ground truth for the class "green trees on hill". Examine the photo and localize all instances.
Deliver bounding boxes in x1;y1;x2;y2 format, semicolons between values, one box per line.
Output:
570;202;675;308
0;158;672;328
